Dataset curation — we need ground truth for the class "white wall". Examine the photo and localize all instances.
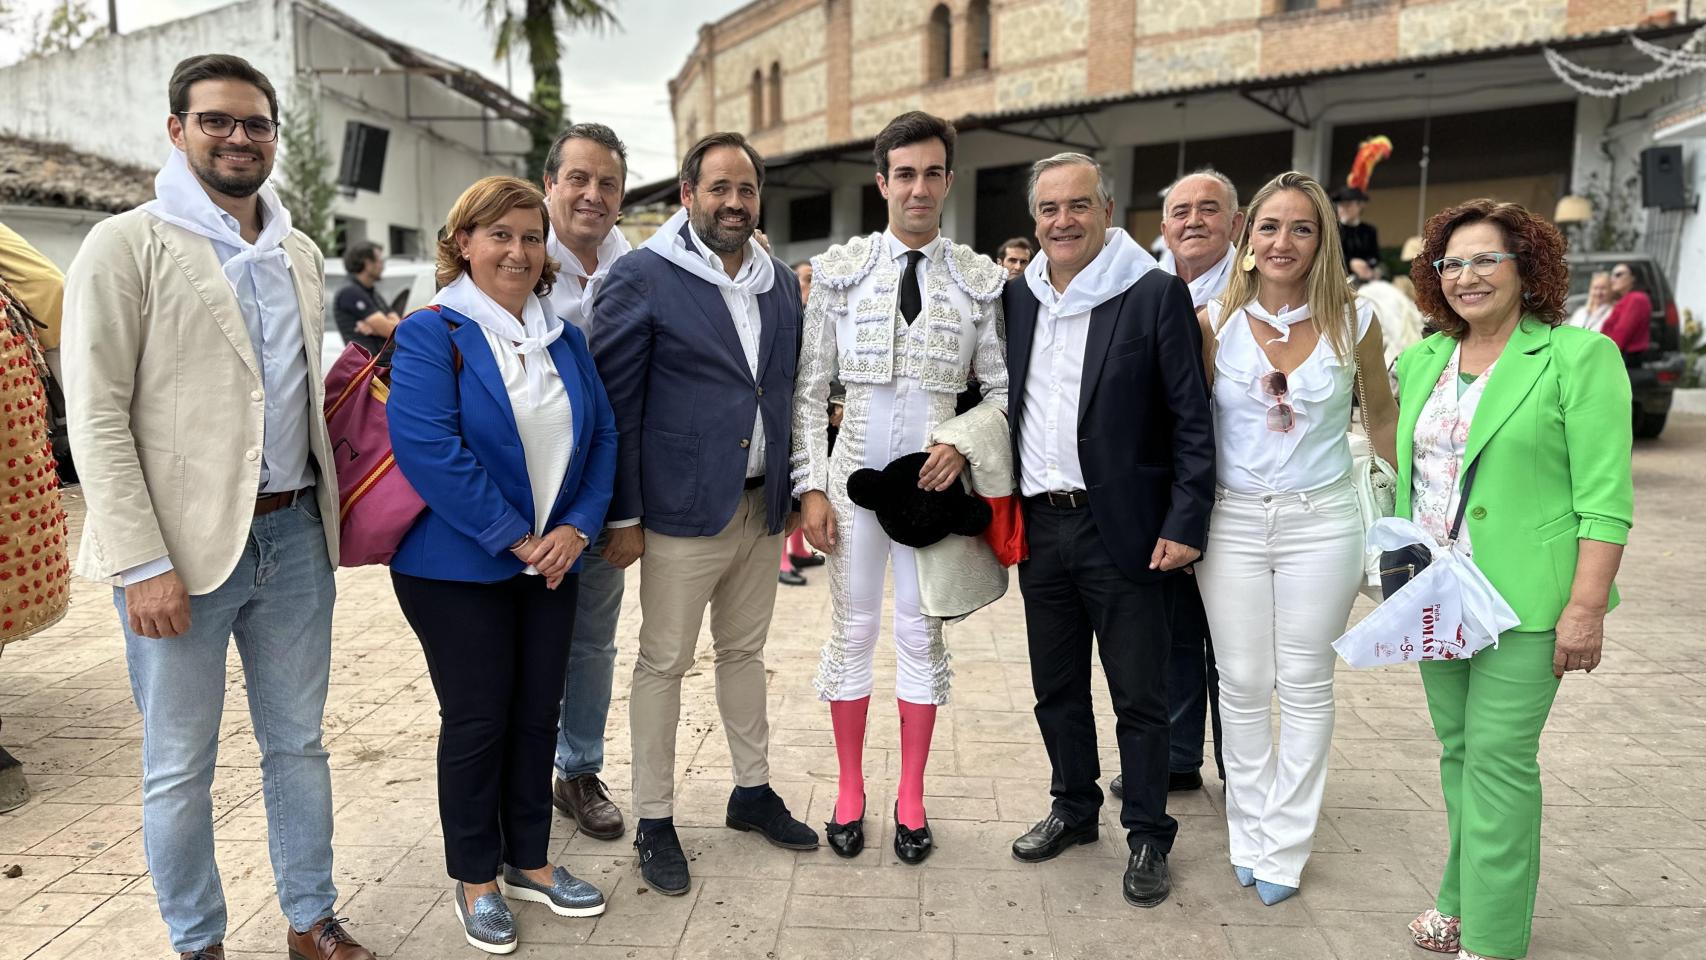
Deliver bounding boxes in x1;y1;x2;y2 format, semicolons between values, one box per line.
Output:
0;206;111;270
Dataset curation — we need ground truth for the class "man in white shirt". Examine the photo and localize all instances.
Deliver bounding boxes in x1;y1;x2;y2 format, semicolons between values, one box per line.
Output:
1003;153;1215;910
540;122;634;844
793;111;1007;865
61;54;370;960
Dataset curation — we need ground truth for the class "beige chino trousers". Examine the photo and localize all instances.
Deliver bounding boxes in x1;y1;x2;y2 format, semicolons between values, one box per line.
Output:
630;487;782;819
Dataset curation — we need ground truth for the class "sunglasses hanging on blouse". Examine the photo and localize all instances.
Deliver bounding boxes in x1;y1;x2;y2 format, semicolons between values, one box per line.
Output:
1261;370;1295;433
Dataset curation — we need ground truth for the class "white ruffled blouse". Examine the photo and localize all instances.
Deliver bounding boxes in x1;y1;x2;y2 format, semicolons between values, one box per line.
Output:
1210;298;1374;495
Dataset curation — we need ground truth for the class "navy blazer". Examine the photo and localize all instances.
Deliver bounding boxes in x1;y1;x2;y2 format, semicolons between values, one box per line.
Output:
1004;270;1215;583
591;231;802;537
386;304;618;583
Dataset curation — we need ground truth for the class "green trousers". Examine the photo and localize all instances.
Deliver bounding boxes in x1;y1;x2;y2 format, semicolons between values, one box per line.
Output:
1419;629;1560;959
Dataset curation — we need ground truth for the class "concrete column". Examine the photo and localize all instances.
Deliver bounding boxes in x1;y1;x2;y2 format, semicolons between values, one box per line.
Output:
1100;143;1137;232
831;182;863;239
1291;124;1331;180
944;166;977;245
1570;95;1617;193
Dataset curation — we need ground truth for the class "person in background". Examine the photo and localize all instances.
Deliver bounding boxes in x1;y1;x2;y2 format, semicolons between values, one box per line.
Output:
997;236;1033;279
333;241;399;359
1567;271;1613;333
1400;200;1631;960
593;132;816;897
1195;171;1398;907
1332;186;1380;281
62;54;372;960
387;175;617;954
540;121;634;845
1004;152;1214;910
1600;262;1652;357
0;221;73;483
781;259;823;586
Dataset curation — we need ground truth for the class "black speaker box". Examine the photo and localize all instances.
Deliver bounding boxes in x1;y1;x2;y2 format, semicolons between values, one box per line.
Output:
1640;145;1687;210
338;121;389;194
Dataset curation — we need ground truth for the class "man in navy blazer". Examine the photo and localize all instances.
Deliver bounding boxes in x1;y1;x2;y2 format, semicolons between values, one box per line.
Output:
1002;154;1215;910
591;132;816;897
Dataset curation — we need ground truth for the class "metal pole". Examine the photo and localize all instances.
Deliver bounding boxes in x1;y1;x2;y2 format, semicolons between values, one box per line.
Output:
107;0;117;34
1416;74;1432;237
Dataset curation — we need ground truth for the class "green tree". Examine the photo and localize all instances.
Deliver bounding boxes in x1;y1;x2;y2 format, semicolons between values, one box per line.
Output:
28;0;98;57
479;0;619;180
276;82;340;256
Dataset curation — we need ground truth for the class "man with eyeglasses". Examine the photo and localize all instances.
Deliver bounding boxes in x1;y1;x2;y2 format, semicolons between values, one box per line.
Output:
62;54;371;960
1599;262;1653;358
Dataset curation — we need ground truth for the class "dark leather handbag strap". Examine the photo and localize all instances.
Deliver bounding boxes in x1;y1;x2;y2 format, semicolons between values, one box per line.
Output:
1446;456;1482;543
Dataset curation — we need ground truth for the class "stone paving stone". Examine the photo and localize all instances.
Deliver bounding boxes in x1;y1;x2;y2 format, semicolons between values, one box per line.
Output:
4;422;1706;955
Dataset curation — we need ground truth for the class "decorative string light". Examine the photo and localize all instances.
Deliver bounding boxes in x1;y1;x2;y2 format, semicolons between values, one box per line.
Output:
1544;26;1706;98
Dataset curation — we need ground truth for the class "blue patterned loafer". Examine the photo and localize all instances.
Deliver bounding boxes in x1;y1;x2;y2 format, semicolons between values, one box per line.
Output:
452;883;517;954
500;864;607;918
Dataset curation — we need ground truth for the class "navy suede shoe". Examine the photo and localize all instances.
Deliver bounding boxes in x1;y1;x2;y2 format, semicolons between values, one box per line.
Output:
726;785;820;850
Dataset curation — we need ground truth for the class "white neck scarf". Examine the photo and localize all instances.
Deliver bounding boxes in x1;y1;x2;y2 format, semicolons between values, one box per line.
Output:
549;222;632;286
431;272;564;404
1244;300;1312;343
141;148;293;296
1025;228;1158;317
641;208;775;296
1160;243;1236;309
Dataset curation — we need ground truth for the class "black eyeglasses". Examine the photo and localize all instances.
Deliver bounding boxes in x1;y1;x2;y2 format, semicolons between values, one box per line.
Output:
178;111;280;143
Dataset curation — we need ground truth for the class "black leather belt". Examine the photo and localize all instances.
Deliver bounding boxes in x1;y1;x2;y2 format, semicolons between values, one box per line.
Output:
1030;490;1089;509
744;475;766;490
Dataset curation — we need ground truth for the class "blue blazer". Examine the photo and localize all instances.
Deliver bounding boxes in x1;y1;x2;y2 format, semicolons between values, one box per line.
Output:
386;304;618;582
591;229;802;537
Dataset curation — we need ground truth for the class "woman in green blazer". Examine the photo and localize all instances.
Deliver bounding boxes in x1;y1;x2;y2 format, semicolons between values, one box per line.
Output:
1395;200;1632;960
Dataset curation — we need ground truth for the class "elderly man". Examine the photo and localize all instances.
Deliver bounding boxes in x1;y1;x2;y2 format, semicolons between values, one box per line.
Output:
540;122;635;843
1108;169;1244;805
1004;153;1215;908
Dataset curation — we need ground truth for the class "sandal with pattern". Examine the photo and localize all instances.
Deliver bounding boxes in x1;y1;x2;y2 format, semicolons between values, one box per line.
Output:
1409;908;1460;953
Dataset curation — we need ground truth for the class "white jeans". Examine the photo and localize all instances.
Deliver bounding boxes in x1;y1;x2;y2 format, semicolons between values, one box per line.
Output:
1195;478;1364;887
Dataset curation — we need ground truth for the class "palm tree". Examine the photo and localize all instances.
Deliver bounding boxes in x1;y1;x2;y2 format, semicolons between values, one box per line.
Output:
480;0;619;180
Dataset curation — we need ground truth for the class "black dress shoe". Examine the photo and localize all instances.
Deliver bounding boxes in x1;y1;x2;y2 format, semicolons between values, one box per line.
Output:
825;794;865;859
1109;775;1123;799
789;552;825;569
1168;769;1204;792
726;786;820;850
893;804;933;865
779;569;808;587
1122;843;1171;908
634;825;691;895
1011;812;1098;863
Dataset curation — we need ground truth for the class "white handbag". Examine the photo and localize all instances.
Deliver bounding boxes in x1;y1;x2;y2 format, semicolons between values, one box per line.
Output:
1349;358;1397;601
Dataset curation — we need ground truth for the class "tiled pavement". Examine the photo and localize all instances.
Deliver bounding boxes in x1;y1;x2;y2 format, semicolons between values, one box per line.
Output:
3;420;1705;960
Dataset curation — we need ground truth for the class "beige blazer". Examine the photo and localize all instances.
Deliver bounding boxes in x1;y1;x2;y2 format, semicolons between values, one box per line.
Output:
62;210;339;595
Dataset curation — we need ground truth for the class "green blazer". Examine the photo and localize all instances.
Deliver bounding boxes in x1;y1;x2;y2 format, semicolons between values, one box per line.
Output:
1394;318;1633;632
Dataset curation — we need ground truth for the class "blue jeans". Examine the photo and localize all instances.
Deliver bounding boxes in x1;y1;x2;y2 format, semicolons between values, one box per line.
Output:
1168;577;1224;778
117;497;337;953
554;533;624;780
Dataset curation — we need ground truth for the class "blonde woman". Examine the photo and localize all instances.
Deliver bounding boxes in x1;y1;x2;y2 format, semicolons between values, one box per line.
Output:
1195;171;1398;904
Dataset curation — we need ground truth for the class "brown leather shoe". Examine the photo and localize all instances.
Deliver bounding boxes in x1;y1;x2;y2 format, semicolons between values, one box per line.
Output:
287;916;374;960
553;773;625;840
180;947;224;960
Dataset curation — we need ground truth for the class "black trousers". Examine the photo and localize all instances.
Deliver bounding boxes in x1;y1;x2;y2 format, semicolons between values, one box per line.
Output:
1168;579;1226;782
392;570;579;882
1017;500;1179;853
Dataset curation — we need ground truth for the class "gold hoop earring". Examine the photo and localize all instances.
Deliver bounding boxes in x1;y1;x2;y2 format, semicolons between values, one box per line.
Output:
1241;250;1257;272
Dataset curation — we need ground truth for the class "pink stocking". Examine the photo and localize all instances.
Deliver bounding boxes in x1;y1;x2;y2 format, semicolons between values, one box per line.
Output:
786;529;809;559
896;699;937;830
829;697;869;823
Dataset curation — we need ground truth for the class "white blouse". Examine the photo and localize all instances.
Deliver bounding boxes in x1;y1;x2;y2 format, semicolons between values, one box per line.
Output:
480;326;573;571
1210;298;1374;495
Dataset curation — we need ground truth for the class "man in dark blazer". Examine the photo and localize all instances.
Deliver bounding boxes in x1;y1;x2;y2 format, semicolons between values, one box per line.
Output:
1003;153;1215;908
591;132;816;896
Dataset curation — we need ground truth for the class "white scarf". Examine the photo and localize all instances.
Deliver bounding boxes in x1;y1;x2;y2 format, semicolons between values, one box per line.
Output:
548;223;631;289
430;272;564;404
1244;300;1311;343
1160;243;1236;309
641;208;775;296
141;148;293;296
1024;228;1158;317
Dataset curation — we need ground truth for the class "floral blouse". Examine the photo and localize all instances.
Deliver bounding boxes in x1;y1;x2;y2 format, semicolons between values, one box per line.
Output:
1411;342;1496;553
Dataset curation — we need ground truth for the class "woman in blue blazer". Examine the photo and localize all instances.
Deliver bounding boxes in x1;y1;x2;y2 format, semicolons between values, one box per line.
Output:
387;177;617;954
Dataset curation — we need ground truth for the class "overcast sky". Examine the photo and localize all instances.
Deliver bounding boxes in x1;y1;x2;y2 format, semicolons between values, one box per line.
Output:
0;0;748;184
